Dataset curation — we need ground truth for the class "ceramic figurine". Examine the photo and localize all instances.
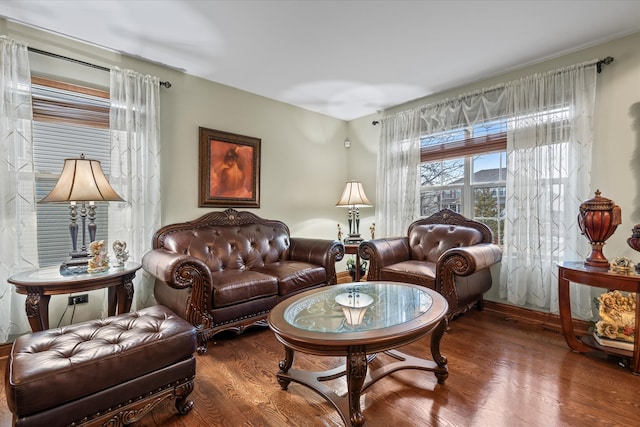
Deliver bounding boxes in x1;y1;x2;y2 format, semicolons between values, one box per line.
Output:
88;240;109;273
112;240;129;269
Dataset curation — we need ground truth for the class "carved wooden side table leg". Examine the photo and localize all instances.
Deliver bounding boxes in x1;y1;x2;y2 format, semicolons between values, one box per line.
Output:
25;287;50;332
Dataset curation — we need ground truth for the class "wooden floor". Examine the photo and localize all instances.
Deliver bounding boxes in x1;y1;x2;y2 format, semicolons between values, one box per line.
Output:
1;308;639;427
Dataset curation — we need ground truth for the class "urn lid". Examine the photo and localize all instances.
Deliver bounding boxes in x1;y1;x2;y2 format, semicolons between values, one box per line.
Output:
579;190;620;212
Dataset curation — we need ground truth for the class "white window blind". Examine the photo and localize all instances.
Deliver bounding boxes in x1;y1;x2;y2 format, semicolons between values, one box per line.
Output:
32;79;111;267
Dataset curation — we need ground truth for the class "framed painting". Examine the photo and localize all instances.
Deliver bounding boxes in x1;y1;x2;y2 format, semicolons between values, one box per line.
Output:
198;127;261;208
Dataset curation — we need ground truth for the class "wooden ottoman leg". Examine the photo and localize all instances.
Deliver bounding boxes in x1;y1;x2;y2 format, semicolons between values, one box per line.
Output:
175;378;195;415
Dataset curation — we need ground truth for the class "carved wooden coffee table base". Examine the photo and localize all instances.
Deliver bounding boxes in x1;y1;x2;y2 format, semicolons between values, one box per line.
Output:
268;282;449;427
276;323;448;427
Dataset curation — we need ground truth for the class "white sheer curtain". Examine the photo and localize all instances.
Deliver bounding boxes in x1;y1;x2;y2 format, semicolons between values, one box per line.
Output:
375;110;421;237
108;67;162;311
0;36;37;342
500;64;597;317
377;61;598;317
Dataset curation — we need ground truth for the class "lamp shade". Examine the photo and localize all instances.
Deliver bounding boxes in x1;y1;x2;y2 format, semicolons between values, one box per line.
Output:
336;181;372;207
40;156;124;203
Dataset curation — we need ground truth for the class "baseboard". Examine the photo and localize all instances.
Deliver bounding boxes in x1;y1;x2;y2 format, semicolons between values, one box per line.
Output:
484;300;590;336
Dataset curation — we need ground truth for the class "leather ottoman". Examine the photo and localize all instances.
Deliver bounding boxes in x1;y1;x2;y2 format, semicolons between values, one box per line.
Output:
5;305;197;427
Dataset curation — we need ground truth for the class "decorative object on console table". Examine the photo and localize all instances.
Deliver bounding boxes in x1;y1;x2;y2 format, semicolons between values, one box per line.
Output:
112;240;130;270
609;256;635;273
593;290;635;350
336;180;372;244
39;154;124;276
577;189;621;267
627;223;640;273
87;240;109;273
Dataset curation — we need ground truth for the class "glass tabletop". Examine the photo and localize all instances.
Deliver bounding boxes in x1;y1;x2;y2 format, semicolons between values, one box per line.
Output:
8;262;141;284
283;282;433;334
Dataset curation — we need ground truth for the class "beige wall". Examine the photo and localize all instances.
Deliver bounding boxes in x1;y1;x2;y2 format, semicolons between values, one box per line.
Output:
2;18;639;316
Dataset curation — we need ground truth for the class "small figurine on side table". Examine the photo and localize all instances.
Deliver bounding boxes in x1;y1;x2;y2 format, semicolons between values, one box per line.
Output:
337;224;343;242
88;240;109;273
112;240;130;270
370;223;375;240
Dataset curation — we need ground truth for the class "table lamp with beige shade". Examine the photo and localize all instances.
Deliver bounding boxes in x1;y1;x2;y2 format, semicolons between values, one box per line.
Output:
39;154;124;275
336;180;372;244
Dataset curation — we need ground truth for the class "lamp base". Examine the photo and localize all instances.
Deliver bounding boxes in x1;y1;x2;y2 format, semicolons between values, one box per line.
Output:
59;252;90;276
344;234;364;245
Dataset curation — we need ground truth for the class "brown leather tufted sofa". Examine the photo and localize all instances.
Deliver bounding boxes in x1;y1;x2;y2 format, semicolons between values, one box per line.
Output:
359;209;502;319
142;208;345;353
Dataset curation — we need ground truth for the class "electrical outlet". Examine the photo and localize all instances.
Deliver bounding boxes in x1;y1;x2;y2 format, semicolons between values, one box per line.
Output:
68;294;89;305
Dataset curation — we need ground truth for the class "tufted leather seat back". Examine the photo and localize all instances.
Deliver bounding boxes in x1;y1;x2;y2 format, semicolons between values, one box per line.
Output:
409;224;483;263
160;223;291;273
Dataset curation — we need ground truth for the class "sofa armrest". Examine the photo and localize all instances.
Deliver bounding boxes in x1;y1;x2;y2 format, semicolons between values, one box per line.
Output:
437;244;502;276
436;243;502;310
287;238;345;284
142;249;215;328
359;237;411;281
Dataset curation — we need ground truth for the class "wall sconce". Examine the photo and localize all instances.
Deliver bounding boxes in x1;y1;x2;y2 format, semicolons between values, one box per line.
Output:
335;287;373;326
39;154;124;275
336;180;372;244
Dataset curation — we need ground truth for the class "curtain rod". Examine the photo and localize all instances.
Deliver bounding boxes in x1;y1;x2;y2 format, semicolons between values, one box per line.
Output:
371;55;614;126
27;46;172;88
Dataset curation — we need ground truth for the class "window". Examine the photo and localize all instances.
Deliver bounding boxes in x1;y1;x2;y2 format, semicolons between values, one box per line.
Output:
420;120;507;245
31;77;111;266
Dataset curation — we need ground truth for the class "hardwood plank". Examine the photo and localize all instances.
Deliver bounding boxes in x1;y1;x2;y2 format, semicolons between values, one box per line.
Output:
1;308;638;426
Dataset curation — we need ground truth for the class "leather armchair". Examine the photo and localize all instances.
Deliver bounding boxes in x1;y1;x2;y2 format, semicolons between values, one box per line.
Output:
359;209;502;318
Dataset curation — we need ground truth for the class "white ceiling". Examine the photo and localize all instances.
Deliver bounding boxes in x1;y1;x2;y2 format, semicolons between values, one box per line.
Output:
1;0;639;121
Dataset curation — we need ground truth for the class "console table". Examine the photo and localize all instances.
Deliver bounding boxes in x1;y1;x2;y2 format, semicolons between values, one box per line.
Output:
557;261;640;374
8;262;141;332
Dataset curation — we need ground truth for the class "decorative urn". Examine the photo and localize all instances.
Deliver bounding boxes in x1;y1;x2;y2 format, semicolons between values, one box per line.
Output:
627;224;640;273
577;190;621;267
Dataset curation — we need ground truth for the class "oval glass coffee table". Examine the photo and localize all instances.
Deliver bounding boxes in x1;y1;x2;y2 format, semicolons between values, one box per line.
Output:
268;281;449;427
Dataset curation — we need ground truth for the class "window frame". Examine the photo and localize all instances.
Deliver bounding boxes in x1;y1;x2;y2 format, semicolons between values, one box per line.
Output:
419;125;507;244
